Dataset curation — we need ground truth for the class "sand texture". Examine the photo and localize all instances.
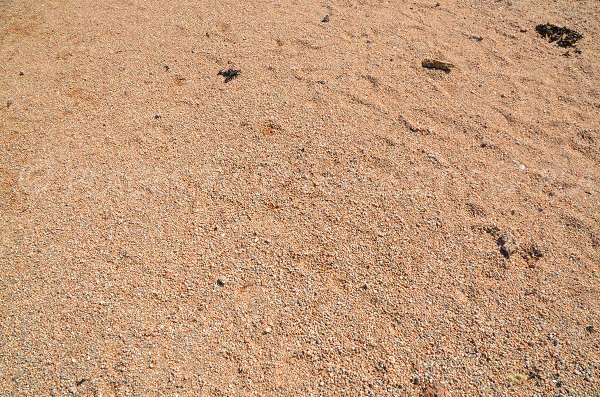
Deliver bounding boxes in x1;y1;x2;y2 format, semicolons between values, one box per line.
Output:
1;0;599;395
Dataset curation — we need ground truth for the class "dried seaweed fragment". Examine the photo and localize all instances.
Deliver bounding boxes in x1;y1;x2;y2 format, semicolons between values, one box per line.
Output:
217;68;241;83
535;23;582;48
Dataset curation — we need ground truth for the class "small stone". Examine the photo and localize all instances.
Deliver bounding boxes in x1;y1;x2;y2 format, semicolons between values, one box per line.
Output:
527;244;545;260
498;232;518;258
585;325;595;333
422;59;455;73
376;361;387;371
263;326;272;334
154;113;162;119
19;70;24;76
216;277;227;286
322;15;330;23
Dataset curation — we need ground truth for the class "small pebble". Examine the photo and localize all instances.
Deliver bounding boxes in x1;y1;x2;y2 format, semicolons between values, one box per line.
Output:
498;232;518;258
216;277;227;286
322;15;330;23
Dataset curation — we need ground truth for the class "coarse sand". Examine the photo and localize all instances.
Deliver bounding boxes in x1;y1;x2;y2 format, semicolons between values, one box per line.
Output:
1;0;599;395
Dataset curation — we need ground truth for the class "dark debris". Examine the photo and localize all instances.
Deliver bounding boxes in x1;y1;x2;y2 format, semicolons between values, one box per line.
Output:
536;23;583;48
218;68;241;83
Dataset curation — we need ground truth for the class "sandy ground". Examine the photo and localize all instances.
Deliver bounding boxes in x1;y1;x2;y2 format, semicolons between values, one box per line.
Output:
1;0;599;396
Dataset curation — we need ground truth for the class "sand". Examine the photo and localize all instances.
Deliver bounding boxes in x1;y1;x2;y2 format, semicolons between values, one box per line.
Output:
1;0;598;395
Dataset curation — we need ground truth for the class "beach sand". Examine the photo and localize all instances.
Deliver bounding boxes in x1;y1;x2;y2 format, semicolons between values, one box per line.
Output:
1;0;598;395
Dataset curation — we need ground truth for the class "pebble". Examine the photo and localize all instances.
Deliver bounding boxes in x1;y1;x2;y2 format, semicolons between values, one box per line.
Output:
528;244;545;259
263;326;272;334
216;277;227;286
498;232;518;258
